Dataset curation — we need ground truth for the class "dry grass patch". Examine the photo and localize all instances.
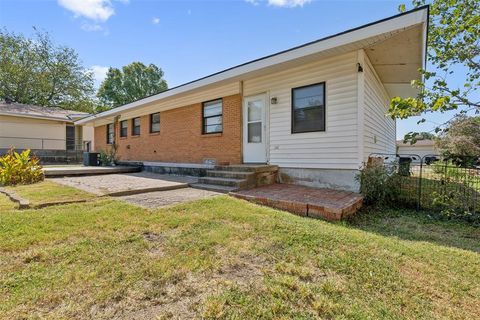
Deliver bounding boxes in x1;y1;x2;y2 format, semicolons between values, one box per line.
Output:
4;180;95;207
0;191;479;319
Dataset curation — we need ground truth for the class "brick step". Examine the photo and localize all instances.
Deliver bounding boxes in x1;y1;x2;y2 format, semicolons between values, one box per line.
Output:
189;183;238;194
214;165;278;173
206;170;255;180
198;176;248;188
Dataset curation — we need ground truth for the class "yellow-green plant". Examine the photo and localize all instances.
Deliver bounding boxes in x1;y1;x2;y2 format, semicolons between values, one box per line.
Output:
0;148;44;186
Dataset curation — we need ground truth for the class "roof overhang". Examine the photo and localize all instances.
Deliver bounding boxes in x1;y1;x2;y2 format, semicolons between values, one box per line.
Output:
76;6;428;126
0;111;75;123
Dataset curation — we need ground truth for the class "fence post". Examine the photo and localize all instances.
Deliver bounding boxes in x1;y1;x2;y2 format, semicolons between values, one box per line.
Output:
418;157;423;210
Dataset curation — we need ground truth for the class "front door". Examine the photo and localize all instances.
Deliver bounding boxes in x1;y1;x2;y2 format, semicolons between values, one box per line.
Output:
243;94;267;163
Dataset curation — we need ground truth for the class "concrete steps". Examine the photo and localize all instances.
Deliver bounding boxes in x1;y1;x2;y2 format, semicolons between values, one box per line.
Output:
191;164;278;193
189;183;238;193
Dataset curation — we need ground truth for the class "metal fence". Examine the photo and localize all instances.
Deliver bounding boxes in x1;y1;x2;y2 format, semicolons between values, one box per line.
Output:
0;136;91;164
369;153;480;218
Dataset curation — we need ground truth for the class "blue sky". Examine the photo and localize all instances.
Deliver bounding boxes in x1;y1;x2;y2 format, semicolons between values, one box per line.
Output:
0;0;471;139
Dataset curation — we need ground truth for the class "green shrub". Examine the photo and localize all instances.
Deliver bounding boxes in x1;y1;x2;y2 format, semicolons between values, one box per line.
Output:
0;148;44;186
98;144;118;166
356;162;401;205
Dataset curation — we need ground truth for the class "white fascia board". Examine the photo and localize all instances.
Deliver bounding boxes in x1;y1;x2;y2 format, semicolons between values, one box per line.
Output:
76;7;428;126
0;111;72;123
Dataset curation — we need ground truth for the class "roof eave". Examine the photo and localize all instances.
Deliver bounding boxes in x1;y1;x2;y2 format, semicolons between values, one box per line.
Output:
76;6;429;126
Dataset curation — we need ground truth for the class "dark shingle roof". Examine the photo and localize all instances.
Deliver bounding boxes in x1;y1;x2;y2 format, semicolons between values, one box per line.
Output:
0;101;90;122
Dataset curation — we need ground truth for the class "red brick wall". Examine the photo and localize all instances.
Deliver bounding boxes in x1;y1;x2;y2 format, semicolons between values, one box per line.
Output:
94;94;242;164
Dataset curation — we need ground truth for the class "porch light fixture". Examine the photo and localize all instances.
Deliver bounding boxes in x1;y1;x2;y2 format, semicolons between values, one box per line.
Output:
357;63;363;73
270;97;278;104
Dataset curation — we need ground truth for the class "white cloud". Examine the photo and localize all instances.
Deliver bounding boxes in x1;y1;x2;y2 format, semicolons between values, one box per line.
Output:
245;0;260;5
90;65;109;86
81;23;103;32
58;0;115;21
246;0;311;7
152;17;160;25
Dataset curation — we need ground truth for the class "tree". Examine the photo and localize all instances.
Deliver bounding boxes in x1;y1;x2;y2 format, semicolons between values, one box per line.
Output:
97;62;168;109
435;116;480;158
389;0;480;141
0;28;95;112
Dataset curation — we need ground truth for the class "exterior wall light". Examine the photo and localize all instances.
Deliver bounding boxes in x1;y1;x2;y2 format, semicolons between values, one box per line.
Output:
270;97;278;104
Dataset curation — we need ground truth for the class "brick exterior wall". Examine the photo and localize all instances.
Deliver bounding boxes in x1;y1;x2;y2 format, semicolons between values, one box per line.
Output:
94;94;242;164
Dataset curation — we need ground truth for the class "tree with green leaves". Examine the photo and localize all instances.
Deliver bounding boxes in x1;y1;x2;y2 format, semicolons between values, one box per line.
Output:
390;0;480;143
435;115;480;158
97;62;168;109
0;28;95;112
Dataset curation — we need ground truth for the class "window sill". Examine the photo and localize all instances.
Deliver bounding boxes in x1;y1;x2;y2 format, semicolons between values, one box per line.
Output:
131;135;141;138
201;132;223;138
119;137;127;140
149;132;160;136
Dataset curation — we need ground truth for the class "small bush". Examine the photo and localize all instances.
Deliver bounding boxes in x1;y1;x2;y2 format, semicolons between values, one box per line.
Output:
356;161;402;205
0;148;44;186
99;144;118;166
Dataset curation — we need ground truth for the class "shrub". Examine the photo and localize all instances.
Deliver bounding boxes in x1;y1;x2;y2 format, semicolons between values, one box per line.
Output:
356;161;401;205
0;148;44;186
98;144;118;166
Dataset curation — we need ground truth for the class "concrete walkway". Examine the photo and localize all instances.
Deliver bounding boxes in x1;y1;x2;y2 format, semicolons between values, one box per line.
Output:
50;172;197;196
118;188;220;208
44;165;141;177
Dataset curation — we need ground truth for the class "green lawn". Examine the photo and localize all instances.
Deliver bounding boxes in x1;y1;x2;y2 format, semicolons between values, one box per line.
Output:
4;180;95;208
0;185;479;319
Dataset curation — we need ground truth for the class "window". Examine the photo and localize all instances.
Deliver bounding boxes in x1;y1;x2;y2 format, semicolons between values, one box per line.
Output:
291;82;326;133
202;99;223;134
150;113;160;133
120;120;128;137
106;123;114;144
132;117;141;136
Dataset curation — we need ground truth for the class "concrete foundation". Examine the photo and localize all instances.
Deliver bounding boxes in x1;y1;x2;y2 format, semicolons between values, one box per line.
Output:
278;167;360;192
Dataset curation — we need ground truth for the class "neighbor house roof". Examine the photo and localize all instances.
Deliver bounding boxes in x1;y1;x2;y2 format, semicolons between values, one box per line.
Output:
76;6;429;126
0;101;90;122
396;139;435;147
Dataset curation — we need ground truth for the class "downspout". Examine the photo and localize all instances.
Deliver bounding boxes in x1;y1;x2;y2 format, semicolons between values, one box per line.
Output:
356;49;366;169
239;80;244;164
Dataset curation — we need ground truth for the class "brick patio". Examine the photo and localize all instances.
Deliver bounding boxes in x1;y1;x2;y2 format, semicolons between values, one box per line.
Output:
230;184;363;221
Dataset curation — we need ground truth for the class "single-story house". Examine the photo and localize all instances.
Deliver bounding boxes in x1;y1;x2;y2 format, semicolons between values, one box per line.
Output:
397;139;437;160
76;6;429;191
0;101;94;162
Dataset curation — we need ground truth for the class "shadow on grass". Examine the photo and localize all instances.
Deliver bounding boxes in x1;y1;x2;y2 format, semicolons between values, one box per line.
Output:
346;205;480;253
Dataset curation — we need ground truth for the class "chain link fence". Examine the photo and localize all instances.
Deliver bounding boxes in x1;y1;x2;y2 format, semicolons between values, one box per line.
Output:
368;153;480;219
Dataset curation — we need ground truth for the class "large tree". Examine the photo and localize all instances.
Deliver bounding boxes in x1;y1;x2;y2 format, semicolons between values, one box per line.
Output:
389;0;480;142
0;29;95;112
435;116;480;158
97;62;168;109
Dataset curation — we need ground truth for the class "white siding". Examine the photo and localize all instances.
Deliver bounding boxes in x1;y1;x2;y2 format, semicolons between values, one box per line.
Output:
363;54;396;160
0;115;66;150
243;52;359;169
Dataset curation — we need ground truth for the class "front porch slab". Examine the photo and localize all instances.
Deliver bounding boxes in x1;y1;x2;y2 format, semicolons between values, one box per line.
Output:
230;184;363;221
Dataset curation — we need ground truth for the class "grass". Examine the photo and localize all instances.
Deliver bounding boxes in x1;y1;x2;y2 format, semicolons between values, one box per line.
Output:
0;185;479;319
4;180;95;207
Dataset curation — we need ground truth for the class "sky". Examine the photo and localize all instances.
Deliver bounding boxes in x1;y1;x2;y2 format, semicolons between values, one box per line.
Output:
0;0;473;139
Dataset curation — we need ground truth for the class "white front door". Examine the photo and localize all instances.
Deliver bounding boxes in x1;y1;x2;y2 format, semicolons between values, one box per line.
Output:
243;94;267;163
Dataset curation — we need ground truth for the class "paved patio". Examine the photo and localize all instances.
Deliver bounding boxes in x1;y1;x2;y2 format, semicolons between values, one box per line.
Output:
43;165;141;177
50;172;197;196
119;188;221;208
231;184;363;221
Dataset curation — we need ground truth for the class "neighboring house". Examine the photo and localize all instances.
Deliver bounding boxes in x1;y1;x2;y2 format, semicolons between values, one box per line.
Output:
397;139;436;160
77;7;428;191
0;101;93;162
